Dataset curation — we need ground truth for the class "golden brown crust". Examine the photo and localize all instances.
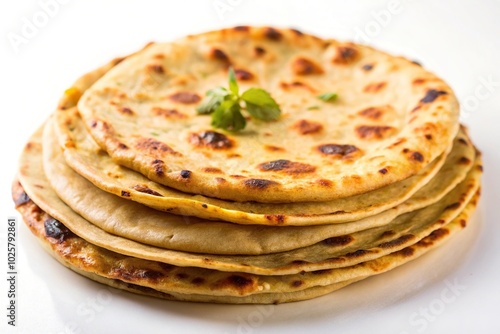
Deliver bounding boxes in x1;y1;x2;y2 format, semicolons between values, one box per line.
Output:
77;26;460;203
11;178;480;301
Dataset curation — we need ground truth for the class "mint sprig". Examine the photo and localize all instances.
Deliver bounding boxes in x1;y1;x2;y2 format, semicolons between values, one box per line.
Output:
196;68;281;131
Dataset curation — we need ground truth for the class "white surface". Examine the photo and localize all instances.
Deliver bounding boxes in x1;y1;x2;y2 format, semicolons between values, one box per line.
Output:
1;1;499;333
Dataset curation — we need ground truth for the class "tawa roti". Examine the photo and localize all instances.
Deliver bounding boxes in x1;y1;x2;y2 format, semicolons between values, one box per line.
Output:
12;180;480;302
15;124;481;278
40;122;477;255
77;26;460;202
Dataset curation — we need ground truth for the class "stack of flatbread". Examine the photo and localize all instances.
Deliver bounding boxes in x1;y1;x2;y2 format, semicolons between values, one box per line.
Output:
13;26;482;304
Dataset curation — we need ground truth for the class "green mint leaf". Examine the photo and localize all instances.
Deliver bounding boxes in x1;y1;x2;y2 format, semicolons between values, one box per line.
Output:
228;68;239;96
241;88;281;121
196;87;229;114
211;99;246;131
317;92;338;102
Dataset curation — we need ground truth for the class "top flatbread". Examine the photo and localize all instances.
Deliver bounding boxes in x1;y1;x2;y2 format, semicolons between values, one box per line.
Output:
77;26;459;202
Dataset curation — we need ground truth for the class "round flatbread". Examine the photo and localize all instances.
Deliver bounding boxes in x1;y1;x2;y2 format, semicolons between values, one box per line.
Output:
77;26;460;202
12;179;480;302
39;122;478;255
17;125;482;278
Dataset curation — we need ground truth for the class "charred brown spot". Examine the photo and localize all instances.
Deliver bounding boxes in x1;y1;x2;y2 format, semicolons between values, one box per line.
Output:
142;270;164;280
317;144;359;156
201;204;208;209
363;82;387;93
147;64;164;74
44;218;73;242
458;157;471;165
413;78;426;85
201;167;223;173
136;138;181;157
180;170;191;179
227;275;253;288
292;280;304;288
333;46;358;64
176;273;189;280
395;247;415;257
264;214;286;224
234;68;254;81
425;134;433;140
258;159;316;174
379;168;388;174
169;91;201;104
291;57;324;75
243;179;279;189
388;138;407;149
477;165;484;172
378;234;415;248
292;119;323;135
121;190;131;197
254;46;266;56
311;269;332;275
14;191;30;206
280;81;315;92
233;25;249;31
458;138;468;145
264;145;285;152
291;260;309;265
380;230;396;238
362;63;374;71
460;219;467;228
190;131;234;150
345;249;371;258
117;142;128;150
445;202;461;211
356;125;395;140
358;107;383;120
119;107;134;115
264;27;283;41
157;262;176;273
322;235;353;247
402;148;410;153
132;185;163;197
152;159;165;177
152;107;186;119
411;151;424;162
214;177;226;184
191;277;206;285
316;179;333;187
210;48;230;63
420;89;448;103
431;228;450;239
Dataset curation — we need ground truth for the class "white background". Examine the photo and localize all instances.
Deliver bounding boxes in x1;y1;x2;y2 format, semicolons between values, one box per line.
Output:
1;0;499;333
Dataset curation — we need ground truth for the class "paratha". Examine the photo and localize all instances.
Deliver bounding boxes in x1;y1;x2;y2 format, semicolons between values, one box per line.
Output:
77;26;460;203
53;56;455;225
16;124;481;278
12;180;480;302
57;107;451;226
39;122;477;255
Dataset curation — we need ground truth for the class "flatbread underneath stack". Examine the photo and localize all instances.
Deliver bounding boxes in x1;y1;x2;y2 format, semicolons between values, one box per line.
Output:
12;179;480;303
18;125;481;276
12;26;482;304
